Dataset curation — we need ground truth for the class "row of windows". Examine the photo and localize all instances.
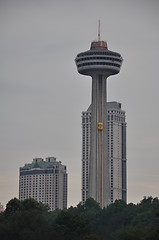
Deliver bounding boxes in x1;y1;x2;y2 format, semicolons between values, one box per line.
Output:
77;51;121;58
21;189;58;194
83;110;124;115
82;112;91;115
82;120;91;124
108;115;125;122
20;179;56;183
20;173;59;179
82;110;125;117
108;110;125;114
83;129;89;133
83;136;89;140
78;61;120;68
21;193;57;198
76;56;122;63
20;182;57;187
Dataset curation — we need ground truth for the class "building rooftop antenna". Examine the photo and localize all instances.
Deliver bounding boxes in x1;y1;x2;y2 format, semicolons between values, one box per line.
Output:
98;19;101;41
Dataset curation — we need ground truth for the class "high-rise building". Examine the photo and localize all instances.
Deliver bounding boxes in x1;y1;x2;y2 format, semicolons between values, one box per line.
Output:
75;22;123;207
19;157;67;211
81;102;127;205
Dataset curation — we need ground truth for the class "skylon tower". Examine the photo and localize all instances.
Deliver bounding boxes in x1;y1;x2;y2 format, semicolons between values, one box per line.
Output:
75;22;123;207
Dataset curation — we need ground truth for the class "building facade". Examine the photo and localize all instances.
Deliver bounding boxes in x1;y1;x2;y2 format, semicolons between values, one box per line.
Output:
19;157;67;211
82;101;127;204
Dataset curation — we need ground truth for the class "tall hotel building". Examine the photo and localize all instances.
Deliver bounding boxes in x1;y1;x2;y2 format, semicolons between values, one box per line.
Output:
19;157;67;211
82;101;127;204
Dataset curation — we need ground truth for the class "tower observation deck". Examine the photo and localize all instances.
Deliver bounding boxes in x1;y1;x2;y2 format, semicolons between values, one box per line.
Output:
75;23;123;208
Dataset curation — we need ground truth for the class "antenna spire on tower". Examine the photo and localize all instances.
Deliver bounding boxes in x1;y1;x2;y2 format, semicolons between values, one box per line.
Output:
98;19;101;41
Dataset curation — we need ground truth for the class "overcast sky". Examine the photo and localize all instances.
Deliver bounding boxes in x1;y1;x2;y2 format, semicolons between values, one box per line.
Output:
0;0;159;208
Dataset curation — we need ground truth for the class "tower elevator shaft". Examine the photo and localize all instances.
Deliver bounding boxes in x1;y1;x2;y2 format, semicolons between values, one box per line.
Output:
89;73;110;208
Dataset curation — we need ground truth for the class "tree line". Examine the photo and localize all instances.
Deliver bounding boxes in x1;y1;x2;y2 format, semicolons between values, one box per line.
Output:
0;196;159;240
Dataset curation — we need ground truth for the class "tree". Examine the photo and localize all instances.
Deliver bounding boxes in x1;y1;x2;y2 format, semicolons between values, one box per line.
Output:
53;209;91;240
0;196;159;240
4;198;22;217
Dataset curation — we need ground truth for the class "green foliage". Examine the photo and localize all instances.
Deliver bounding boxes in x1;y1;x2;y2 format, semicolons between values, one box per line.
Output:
0;196;159;240
4;198;22;217
53;209;90;239
84;197;100;210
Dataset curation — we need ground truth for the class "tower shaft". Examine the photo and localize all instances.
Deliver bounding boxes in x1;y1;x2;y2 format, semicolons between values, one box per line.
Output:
89;73;110;207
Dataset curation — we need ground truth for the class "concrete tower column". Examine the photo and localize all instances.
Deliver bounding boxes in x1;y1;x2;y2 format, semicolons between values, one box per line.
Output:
89;73;110;207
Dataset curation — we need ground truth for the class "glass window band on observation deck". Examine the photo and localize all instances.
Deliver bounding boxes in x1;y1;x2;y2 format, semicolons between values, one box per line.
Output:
77;51;121;58
77;62;121;68
76;56;122;63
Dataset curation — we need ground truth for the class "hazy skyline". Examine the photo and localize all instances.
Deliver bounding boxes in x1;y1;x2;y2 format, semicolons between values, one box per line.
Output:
0;0;159;208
